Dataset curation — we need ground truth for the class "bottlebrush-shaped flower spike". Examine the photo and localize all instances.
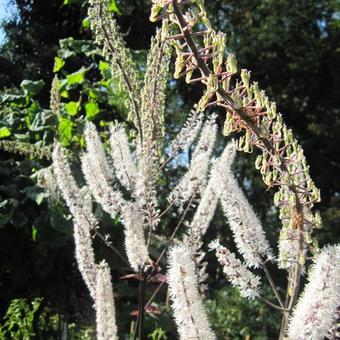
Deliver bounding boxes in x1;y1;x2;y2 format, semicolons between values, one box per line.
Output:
168;245;216;340
81;153;126;217
110;125;137;191
53;143;98;298
210;142;273;267
168;115;217;206
121;203;150;272
209;240;260;299
141;27;171;154
287;245;340;340
84;122;113;183
95;261;118;340
168;109;204;158
188;141;237;247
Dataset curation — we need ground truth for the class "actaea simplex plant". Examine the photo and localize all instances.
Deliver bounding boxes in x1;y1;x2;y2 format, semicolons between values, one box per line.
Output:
51;0;339;339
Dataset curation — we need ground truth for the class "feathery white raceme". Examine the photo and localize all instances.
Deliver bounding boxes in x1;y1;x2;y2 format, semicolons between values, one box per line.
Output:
287;244;340;340
135;139;160;230
81;153;125;217
95;261;118;340
53;143;98;298
84;122;113;183
188;141;238;244
168;245;216;340
189;181;218;247
110;125;137;191
121;203;150;272
52;143;80;213
169;116;217;206
209;241;260;299
168;109;204;157
53;143;118;336
211;142;272;267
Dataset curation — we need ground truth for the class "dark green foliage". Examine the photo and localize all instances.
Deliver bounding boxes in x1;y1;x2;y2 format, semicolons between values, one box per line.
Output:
206;287;281;339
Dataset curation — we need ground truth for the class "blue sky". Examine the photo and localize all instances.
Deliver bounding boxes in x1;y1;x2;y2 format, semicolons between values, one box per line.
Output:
0;0;17;44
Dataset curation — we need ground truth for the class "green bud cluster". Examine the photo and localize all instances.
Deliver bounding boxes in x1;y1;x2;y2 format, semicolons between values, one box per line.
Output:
140;28;171;155
88;0;142;126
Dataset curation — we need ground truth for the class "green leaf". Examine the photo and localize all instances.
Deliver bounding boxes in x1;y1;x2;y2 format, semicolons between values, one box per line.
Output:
32;226;38;242
85;101;100;120
82;17;90;29
66;67;86;86
53;56;65;73
60;90;69;98
109;0;121;14
65;101;79;116
58;117;73;146
20;80;45;96
63;0;83;5
0;127;11;139
99;60;109;71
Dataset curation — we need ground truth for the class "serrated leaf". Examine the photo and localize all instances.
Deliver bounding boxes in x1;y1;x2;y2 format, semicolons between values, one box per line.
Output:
65;101;79;116
53;56;65;73
0;127;11;139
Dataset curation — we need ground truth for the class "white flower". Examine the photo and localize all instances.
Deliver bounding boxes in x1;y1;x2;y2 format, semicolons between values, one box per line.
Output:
95;261;118;340
52;143;80;213
211;142;273;267
188;141;238;244
168;245;216;340
287;244;340;340
168;109;204;157
110;125;137;191
52;143;98;298
209;240;260;299
135;140;160;230
169;116;217;206
81;153;125;217
84;122;114;183
121;203;150;272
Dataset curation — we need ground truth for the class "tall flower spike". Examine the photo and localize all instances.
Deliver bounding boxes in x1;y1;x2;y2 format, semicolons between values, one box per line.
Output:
287;245;340;340
84;122;113;183
95;262;118;340
81;153;126;217
168;115;217;206
211;142;273;268
168;245;216;340
168;109;204;158
188;141;237;248
110;125;137;191
209;241;261;299
141;27;171;154
50;75;60;115
121;203;150;272
135;140;160;230
52;144;98;298
88;0;142;131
